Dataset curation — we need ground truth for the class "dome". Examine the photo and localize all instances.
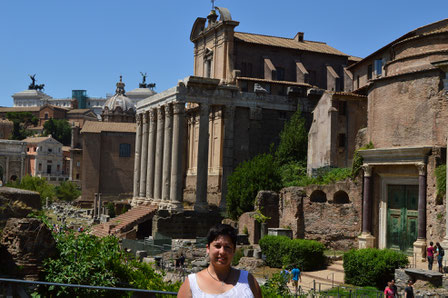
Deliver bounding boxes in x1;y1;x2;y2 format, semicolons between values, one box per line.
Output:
101;76;136;123
102;76;135;113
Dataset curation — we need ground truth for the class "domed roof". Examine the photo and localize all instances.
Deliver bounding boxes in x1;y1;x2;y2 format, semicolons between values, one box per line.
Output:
103;76;135;112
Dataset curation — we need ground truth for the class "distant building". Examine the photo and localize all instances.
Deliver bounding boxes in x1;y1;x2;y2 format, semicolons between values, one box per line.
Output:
0;140;27;183
23;136;67;182
0;119;13;140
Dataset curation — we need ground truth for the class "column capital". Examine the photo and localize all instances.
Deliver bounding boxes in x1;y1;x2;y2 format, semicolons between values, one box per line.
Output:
362;164;373;177
142;111;149;124
157;107;165;120
149;109;157;123
173;102;185;114
416;162;427;175
164;103;173;117
136;113;143;125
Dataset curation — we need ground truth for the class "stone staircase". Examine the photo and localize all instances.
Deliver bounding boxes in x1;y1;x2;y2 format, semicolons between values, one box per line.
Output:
90;205;157;238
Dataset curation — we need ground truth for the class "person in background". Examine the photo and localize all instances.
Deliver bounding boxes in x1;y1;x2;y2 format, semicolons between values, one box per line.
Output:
178;223;261;297
280;266;290;285
404;280;414;298
291;264;301;293
390;279;397;297
435;242;444;273
384;281;394;298
427;241;435;270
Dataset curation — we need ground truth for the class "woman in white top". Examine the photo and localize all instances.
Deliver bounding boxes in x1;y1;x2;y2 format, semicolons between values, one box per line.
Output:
178;224;262;297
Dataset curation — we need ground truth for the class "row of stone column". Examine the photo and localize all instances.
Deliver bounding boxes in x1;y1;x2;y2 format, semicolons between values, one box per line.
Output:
133;102;187;211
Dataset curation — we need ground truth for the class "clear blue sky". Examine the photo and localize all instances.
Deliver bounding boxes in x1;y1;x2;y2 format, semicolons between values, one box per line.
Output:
1;0;447;106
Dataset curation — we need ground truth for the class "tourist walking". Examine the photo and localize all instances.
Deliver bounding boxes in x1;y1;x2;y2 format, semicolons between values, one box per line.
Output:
404;280;414;298
427;241;435;270
384;281;394;298
280;266;290;285
178;224;261;297
435;242;444;273
291;264;301;293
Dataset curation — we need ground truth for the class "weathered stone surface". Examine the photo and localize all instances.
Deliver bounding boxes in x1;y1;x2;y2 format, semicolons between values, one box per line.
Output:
0;218;56;280
278;178;362;250
235;257;264;272
0;187;41;231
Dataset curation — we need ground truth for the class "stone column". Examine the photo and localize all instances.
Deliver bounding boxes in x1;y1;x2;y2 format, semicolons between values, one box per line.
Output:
133;114;143;198
414;162;428;260
220;105;235;210
153;107;165;201
5;156;9;182
358;165;375;248
169;102;186;211
93;193;98;219
139;112;149;197
20;155;25;180
443;140;448;248
98;193;102;218
195;103;210;213
161;104;173;203
146;109;157;200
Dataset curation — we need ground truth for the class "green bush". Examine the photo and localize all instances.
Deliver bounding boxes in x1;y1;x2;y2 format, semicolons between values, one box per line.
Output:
259;235;326;271
43;118;72;146
40;231;179;296
343;248;409;289
275;109;308;165
435;164;446;202
55;181;80;201
226;153;282;220
280;163;351;188
6;175;55;205
261;272;294;297
232;248;244;266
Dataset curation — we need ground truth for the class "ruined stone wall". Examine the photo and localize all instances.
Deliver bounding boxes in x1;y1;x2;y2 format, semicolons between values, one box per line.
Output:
0;187;41;231
0;218;56;280
152;210;222;239
279;178;363;250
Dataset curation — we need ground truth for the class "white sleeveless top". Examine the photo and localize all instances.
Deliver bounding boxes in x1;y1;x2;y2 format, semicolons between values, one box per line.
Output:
188;270;254;297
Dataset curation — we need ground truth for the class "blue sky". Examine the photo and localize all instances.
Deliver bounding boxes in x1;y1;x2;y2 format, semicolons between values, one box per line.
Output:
1;0;447;106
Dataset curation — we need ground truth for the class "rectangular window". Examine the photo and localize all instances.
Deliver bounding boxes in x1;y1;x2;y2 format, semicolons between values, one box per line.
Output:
367;64;373;80
276;67;285;81
375;59;383;77
76;161;80;167
119;143;131;157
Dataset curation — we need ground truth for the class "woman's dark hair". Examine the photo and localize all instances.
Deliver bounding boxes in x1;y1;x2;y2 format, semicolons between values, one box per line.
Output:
207;223;237;247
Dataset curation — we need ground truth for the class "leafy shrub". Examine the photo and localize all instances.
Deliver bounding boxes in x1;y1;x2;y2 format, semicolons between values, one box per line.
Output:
435;164;446;203
259;235;326;271
275;109;308;165
40;231;179;296
6;175;55;205
107;202;116;218
55;181;80;201
280;163;351;188
226;153;282;220
351;142;374;178
343;248;409;289
261;272;293;297
43;118;72;146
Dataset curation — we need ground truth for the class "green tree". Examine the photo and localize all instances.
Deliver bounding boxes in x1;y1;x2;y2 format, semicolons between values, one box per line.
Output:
275;109;308;165
55;181;81;201
41;232;179;296
6;111;38;140
6;175;55;205
226;153;281;220
43;118;72;145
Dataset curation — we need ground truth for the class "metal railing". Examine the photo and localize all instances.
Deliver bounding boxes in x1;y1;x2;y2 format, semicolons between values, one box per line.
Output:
0;277;177;297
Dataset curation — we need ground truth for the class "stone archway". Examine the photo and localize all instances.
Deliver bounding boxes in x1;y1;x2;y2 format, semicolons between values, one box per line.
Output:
310;190;327;203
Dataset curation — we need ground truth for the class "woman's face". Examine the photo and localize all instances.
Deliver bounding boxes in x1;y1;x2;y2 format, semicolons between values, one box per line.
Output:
207;235;236;267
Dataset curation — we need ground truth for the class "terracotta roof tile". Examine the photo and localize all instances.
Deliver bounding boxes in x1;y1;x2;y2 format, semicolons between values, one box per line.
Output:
234;32;348;56
0;107;40;113
22;136;52;143
81;121;136;134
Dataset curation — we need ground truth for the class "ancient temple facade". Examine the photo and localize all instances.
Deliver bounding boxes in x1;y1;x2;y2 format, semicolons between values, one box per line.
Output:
131;7;356;211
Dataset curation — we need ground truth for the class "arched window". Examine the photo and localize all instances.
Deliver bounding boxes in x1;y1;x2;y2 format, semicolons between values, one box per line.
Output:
310;190;327;203
333;190;350;204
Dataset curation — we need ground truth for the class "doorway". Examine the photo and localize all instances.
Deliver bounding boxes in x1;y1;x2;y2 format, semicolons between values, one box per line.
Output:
386;185;418;254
